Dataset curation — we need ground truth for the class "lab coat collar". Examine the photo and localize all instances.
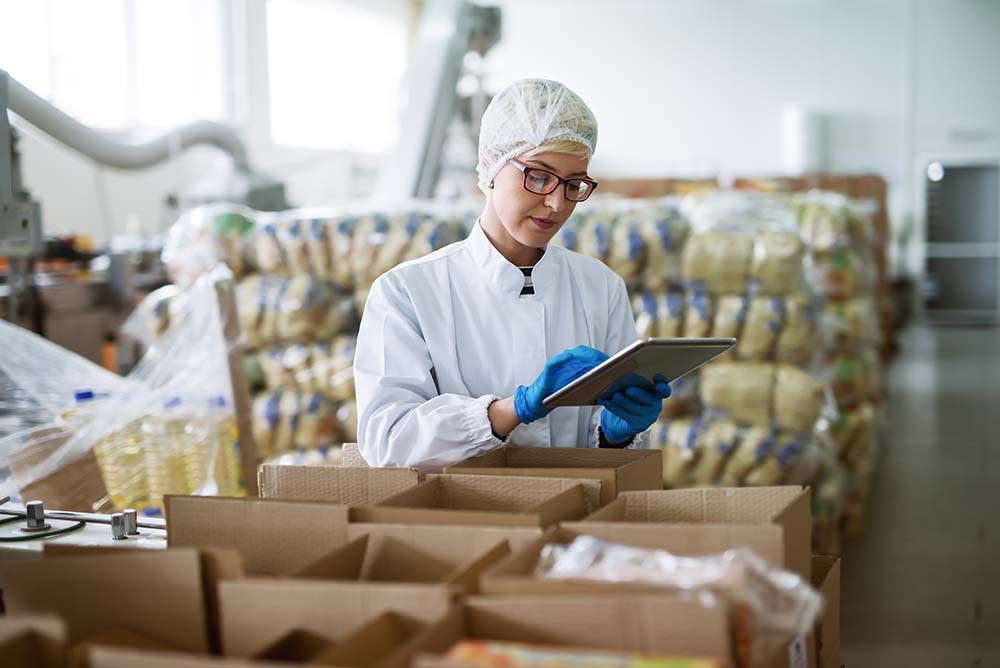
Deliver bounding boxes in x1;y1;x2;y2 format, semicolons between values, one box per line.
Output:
468;219;560;296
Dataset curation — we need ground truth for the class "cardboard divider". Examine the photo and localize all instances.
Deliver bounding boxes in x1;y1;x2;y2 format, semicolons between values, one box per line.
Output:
399;598;733;667
444;446;663;506
258;464;421;503
576;486;812;580
0;549;210;653
218;523;531;658
350;474;594;527
165;495;350;575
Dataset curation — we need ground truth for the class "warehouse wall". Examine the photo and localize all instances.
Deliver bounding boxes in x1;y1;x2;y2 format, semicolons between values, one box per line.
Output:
484;0;1000;274
12;0;1000;275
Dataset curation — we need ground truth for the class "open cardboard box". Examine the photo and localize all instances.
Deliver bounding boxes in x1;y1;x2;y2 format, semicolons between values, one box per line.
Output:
444;446;663;506
218;522;542;658
811;556;841;668
166;495;352;575
350;474;596;527
258;464;421;503
86;611;432;668
570;486;812;580
0;546;243;655
387;598;734;667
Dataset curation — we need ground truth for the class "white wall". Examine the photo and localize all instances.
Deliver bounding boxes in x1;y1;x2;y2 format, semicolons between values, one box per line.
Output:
483;0;1000;275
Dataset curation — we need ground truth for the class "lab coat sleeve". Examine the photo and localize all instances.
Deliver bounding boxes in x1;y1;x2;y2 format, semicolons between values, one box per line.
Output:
588;275;649;449
354;272;507;469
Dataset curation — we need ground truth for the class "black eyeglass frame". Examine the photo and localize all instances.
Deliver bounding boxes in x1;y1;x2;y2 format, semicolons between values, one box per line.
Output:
506;158;599;202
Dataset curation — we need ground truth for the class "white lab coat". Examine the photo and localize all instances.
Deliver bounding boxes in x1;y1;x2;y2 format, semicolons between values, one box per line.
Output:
354;220;644;469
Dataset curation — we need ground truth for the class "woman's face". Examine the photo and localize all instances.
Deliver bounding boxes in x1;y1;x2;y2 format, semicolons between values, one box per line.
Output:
488;151;590;252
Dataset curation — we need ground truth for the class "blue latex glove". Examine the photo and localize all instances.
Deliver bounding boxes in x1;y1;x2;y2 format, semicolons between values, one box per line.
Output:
514;346;610;424
599;374;672;444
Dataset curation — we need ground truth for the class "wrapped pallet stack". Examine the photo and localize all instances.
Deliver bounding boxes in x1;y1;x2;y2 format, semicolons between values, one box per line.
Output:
155;202;472;466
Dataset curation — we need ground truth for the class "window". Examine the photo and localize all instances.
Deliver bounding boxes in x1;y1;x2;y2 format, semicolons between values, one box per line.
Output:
265;0;407;154
0;0;226;131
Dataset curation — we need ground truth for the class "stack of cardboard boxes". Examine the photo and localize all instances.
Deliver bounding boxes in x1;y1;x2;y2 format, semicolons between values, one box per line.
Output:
0;446;840;668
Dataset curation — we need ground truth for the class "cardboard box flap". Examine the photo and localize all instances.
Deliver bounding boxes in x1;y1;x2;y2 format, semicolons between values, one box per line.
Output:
312;611;427;668
296;534;369;580
0;549;209;653
87;645;305;668
454;446;658;469
347;523;544;557
812;556;841;668
403;598;731;664
353;476;591;527
0;616;66;668
258;464;420;504
604;487;805;524
219;579;453;657
254;628;334;662
339;442;367;467
166;495;350;575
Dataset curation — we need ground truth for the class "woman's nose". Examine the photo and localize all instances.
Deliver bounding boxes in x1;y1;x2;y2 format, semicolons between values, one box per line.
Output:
544;185;567;212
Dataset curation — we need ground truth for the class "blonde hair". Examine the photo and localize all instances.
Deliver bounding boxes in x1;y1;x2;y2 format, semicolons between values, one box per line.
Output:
522;139;591;162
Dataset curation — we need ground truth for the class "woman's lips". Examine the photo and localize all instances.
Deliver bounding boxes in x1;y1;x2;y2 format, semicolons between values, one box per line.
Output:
530;216;557;230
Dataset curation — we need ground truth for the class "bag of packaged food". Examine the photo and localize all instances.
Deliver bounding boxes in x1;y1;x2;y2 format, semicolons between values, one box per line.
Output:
751;231;805;295
689;418;740;485
277;219;311;275
660;417;701;488
657;291;686;339
337;398;359;443
773;365;825;433
305;217;332;279
636;204;687;291
712;295;748;340
632;292;658;339
700;362;775;428
254;222;286;275
329;216;357;289
736;296;784;361
370;213;415;281
682;231;754;294
576;214;611;262
684;291;714;338
776;294;816;365
328;335;357;402
718;426;774;486
606;216;645;282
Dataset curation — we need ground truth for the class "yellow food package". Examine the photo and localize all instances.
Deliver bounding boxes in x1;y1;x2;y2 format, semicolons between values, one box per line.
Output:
304;217;332;279
657;291;685;339
328;216;356;289
776;294;816;365
751;230;804;294
700;362;775;428
773;365;825;433
690;418;740;485
682;231;753;294
712;295;747;340
736;296;783;361
662;417;700;488
684;292;714;338
606;217;645;282
718;426;773;486
278;219;311;275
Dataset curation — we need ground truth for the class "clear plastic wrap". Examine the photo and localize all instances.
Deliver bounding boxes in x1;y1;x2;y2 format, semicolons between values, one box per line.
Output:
120;284;186;347
162;203;257;287
536;536;823;660
0;265;245;513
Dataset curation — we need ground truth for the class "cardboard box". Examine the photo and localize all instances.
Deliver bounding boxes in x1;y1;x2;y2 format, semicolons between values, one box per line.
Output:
574;487;812;580
258;464;421;503
811;556;841;668
445;446;663;506
0;615;66;668
166;495;350;575
86;611;430;668
400;598;733;667
0;549;210;653
350;474;594;527
339;443;367;467
219;523;531;658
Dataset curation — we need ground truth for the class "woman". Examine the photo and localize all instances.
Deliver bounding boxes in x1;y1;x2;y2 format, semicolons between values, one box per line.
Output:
354;79;670;468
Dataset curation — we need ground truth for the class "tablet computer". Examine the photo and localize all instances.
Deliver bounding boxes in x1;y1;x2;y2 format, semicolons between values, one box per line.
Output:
542;337;736;408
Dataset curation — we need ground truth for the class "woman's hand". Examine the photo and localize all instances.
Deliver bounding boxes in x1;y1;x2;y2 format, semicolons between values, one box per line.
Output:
514;346;609;424
599;374;671;444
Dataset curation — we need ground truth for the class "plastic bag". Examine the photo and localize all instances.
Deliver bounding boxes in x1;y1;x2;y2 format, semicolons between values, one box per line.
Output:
536;536;823;658
0;265;244;513
120;284;186;347
163;203;257;287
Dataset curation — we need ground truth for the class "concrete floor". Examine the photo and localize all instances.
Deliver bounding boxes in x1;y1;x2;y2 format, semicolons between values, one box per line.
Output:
841;325;999;666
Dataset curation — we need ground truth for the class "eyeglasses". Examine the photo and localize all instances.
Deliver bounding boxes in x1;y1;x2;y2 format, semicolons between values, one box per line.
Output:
506;158;598;202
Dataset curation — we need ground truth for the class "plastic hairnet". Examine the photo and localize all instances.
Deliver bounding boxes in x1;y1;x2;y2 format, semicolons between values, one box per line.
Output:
477;79;598;194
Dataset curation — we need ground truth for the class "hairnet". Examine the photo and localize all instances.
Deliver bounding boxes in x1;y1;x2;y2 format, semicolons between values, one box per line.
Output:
476;79;598;194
